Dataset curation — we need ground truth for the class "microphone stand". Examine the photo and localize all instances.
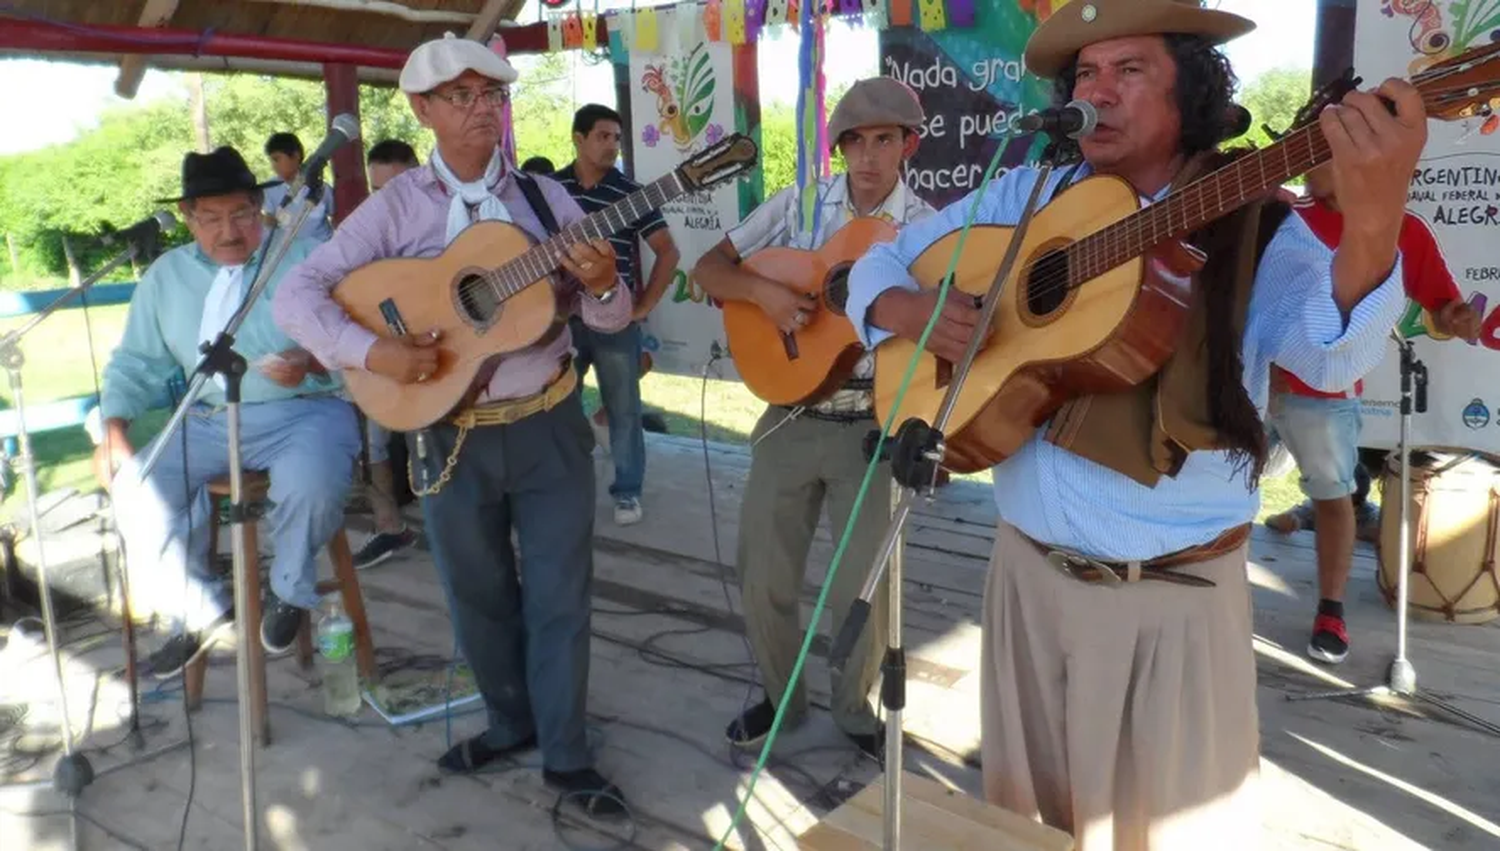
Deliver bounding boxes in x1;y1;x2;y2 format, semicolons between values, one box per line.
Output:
0;237;188;850
133;177;330;851
826;163;1055;850
1288;334;1500;738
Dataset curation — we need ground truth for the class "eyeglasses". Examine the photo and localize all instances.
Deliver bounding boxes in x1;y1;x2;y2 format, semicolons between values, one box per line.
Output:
427;86;511;109
190;208;260;230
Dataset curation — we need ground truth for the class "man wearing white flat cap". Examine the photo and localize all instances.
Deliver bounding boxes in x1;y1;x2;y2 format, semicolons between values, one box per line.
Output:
274;32;630;818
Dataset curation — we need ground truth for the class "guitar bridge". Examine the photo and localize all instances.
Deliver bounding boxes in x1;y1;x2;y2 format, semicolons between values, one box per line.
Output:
379;298;409;337
781;331;800;361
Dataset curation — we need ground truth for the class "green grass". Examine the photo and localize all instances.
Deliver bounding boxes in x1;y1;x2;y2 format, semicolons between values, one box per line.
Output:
0;306;1307;525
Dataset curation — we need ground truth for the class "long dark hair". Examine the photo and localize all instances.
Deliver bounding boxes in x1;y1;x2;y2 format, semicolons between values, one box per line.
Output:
1045;34;1241;163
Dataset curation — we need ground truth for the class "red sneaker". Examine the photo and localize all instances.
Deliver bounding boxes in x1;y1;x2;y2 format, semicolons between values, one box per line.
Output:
1307;613;1349;664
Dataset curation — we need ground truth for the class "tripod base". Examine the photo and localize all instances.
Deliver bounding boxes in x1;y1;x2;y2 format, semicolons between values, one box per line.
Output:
1288;674;1500;738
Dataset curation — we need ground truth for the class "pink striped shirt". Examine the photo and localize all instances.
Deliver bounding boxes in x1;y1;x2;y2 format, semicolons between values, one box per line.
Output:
272;157;632;402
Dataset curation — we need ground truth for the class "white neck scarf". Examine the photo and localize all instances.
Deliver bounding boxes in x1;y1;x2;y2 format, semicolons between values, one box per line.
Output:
198;263;245;390
431;148;512;244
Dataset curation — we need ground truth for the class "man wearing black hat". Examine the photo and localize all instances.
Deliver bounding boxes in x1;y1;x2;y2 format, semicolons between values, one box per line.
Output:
692;76;933;757
95;146;360;678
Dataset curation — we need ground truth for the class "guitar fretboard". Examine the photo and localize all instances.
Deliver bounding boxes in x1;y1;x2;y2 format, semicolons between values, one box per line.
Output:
464;171;688;309
1065;124;1330;286
1059;44;1498;286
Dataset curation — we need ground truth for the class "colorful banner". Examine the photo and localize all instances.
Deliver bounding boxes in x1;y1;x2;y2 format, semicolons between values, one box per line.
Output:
1354;0;1500;452
877;0;1052;210
629;37;757;377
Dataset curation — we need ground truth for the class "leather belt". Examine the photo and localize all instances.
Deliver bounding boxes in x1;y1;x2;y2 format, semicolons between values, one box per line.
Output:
1020;523;1251;589
451;359;577;429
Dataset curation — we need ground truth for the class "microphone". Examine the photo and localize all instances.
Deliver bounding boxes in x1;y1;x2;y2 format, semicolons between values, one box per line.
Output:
1017;100;1098;139
299;113;362;179
95;211;177;257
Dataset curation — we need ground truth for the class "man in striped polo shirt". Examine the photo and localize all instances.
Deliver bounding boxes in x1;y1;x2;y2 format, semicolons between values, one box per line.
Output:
554;104;681;526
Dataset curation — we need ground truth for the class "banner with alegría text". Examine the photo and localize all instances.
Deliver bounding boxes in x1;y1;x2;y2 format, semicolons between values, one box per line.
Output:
1355;0;1500;451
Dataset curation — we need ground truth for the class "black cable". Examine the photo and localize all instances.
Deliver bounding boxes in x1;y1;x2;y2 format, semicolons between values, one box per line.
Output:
697;346;762;760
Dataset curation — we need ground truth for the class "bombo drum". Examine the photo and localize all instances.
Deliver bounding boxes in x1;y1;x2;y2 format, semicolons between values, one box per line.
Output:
1377;450;1500;624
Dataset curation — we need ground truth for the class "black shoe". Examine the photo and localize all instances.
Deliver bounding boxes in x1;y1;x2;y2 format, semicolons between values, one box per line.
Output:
1307;613;1350;664
845;726;884;760
353;528;418;570
543;768;628;820
725;698;803;748
146;615;232;680
260;596;304;658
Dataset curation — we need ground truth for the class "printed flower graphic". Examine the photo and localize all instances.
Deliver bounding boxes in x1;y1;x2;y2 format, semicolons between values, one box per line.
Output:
642;125;660;147
705;123;725;145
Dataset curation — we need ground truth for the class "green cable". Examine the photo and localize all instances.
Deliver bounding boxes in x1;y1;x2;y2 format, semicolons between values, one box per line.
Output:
711;126;1020;849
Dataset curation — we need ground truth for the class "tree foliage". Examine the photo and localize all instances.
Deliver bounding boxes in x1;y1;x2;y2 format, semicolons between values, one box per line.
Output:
1227;66;1312;151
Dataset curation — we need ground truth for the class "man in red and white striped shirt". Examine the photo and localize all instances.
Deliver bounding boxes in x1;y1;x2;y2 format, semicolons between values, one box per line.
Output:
1268;163;1480;665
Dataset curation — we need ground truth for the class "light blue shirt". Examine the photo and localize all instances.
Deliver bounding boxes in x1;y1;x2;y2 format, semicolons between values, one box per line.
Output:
100;235;340;423
845;163;1406;560
263;182;335;243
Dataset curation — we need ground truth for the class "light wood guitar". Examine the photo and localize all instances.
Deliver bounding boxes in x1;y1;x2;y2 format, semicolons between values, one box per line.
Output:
723;217;898;406
332;134;758;431
873;43;1500;474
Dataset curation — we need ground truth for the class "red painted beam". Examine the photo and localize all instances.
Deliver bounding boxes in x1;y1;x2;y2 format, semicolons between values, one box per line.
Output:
324;63;370;224
0;17;409;67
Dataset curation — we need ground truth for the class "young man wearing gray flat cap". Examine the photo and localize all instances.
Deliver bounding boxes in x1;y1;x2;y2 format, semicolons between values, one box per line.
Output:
692;76;933;757
274;32;630;819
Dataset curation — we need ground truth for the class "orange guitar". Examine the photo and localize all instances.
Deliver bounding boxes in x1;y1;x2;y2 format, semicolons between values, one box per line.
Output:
330;134;758;432
873;44;1500;474
723;218;898;406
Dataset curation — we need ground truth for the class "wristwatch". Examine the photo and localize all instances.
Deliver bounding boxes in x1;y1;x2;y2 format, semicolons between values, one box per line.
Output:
589;281;620;305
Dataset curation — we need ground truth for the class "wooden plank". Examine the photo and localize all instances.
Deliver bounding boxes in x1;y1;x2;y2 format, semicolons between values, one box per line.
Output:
797;772;1073;851
115;0;180;98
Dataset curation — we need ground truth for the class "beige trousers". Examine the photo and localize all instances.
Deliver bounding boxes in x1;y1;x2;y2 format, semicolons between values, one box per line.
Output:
737;407;889;736
981;521;1261;851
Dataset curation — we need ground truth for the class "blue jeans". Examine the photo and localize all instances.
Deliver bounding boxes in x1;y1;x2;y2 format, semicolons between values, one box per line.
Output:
1267;392;1363;501
569;316;644;499
111;397;360;630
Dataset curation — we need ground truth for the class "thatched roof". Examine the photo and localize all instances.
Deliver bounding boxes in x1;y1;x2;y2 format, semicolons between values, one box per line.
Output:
0;0;538;92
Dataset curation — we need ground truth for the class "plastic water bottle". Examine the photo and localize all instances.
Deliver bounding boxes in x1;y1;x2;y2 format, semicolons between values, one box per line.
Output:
317;600;361;717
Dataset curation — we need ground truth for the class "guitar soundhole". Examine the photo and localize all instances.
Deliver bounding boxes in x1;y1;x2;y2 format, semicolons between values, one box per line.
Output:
457;272;499;323
1025;249;1070;318
824;266;851;317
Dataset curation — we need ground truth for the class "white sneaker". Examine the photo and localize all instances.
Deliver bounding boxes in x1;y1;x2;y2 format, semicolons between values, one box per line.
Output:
613;496;643;526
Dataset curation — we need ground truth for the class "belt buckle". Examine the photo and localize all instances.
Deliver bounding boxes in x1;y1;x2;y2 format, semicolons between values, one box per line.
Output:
1045;550;1122;586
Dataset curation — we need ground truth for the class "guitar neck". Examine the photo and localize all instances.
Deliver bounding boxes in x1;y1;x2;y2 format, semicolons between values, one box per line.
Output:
1069;123;1329;284
490;170;689;295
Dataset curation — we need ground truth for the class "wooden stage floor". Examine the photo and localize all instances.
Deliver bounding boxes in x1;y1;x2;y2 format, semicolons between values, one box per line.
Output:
3;433;1499;849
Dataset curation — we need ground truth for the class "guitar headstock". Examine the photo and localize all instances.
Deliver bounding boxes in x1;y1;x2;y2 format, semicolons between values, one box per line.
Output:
1265;68;1362;142
1414;41;1500;123
676;133;759;192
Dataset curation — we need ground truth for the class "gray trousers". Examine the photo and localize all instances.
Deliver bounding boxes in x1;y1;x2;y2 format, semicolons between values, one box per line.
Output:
738;406;890;736
412;390;597;772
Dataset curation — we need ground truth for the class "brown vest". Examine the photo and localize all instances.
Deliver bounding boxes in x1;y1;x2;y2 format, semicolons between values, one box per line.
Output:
1044;154;1291;487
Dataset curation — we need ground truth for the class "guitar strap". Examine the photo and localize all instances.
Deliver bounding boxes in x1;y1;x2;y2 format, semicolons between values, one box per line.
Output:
513;171;562;236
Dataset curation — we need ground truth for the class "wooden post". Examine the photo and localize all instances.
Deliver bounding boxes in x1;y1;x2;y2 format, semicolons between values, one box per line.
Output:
61;235;81;287
188;72;211;152
4;233;18;275
1313;0;1357;90
323;63;369;226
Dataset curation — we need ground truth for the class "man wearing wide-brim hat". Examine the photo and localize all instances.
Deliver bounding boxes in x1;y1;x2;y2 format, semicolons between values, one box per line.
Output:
692;75;934;758
848;1;1430;847
273;33;631;818
96;145;359;679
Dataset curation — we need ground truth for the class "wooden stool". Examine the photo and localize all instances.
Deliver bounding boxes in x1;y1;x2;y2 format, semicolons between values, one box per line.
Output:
796;772;1074;850
183;470;378;746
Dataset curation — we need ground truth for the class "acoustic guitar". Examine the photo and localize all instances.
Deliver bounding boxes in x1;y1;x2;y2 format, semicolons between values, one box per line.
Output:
331;134;758;431
873;43;1500;474
723;217;898;406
